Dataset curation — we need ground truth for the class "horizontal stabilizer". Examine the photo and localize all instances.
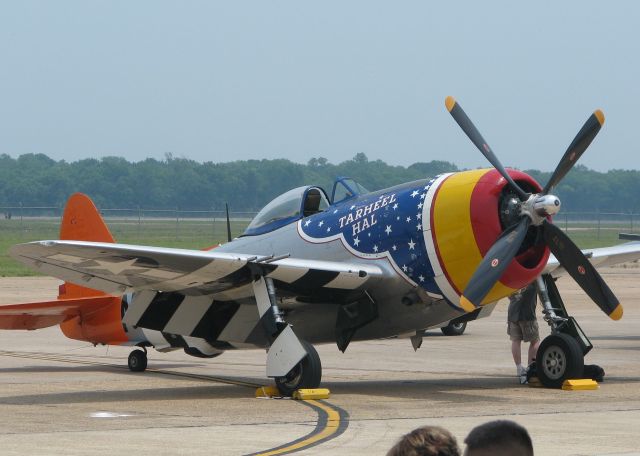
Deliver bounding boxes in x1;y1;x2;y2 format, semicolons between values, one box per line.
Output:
0;296;114;330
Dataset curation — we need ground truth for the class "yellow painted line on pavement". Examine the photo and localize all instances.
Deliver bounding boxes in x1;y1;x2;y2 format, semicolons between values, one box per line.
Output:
0;350;349;455
250;399;345;456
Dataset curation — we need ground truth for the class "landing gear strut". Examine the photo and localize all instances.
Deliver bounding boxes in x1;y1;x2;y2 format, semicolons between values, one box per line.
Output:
128;347;148;372
535;275;592;388
250;270;322;397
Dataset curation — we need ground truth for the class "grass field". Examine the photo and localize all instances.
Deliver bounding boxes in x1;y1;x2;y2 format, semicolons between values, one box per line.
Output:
0;218;636;277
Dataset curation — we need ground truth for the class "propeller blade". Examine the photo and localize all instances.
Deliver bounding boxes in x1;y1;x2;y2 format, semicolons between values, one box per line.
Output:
542;221;622;320
460;216;531;312
445;96;528;200
542;110;605;194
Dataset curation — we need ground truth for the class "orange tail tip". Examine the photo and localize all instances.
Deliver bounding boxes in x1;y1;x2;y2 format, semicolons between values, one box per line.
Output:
60;192;114;243
58;193;114;299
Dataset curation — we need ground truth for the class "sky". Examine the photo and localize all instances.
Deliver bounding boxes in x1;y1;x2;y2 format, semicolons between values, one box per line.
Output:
1;1;639;171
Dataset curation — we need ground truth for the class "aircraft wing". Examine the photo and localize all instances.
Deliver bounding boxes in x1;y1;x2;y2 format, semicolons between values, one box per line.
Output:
10;240;384;297
543;241;640;277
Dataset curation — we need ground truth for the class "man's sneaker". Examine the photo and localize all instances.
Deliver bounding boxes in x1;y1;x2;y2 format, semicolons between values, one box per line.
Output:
519;374;528;385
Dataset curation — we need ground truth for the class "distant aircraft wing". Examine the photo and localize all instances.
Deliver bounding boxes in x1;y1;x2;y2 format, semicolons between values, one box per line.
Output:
10;241;384;297
543;241;640;277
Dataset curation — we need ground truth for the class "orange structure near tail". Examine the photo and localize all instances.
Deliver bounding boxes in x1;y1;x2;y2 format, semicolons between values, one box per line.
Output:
0;193;129;345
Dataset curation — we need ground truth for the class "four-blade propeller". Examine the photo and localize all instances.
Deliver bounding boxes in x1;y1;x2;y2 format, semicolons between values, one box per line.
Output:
445;96;622;320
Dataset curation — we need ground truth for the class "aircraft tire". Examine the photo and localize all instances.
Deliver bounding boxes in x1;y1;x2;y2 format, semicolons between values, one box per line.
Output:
536;333;584;388
441;321;467;336
128;349;148;372
275;341;322;397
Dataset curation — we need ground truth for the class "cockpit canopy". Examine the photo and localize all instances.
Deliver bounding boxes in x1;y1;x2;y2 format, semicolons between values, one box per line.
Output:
242;177;369;236
331;177;369;205
243;186;330;236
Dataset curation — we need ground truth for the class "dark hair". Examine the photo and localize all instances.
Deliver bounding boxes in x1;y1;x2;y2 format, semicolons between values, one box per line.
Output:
464;420;533;456
387;425;460;456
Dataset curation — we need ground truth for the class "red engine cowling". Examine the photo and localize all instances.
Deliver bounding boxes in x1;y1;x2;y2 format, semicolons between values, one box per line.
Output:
426;168;550;307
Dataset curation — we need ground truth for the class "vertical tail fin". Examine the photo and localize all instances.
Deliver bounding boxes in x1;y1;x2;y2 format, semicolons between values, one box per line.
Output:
58;193;115;299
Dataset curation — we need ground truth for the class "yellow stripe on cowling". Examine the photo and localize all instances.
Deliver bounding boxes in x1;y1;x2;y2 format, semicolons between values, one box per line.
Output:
594;109;605;126
432;169;518;306
460;296;477;313
609;303;623;321
445;96;456;112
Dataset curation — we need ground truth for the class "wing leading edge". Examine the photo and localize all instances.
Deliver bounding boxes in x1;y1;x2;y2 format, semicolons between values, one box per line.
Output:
10;241;385;297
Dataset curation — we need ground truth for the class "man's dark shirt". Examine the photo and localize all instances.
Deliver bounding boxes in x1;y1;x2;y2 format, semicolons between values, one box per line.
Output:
507;284;537;322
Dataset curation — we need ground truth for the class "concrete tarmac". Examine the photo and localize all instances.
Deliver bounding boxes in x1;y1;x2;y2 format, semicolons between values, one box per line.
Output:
1;271;640;455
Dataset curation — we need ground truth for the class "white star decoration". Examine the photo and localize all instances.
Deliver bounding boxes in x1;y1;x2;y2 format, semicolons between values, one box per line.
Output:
416;223;422;230
410;190;419;198
85;258;144;275
353;236;360;246
373;245;379;252
419;275;425;282
416;213;422;220
304;220;311;227
350;205;356;210
402;265;408;272
318;221;324;227
417;202;423;209
406;216;411;222
393;203;398;210
385;225;392;235
408;239;416;250
326;227;331;232
392;245;397;251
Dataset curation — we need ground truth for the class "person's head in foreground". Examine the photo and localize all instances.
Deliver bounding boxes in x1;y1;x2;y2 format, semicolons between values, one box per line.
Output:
387;425;460;456
464;420;533;456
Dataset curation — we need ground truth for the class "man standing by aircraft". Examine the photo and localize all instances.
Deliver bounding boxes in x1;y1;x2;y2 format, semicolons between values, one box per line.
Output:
508;284;540;383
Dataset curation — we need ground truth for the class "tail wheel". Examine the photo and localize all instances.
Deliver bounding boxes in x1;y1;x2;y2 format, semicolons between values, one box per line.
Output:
128;349;148;372
441;321;467;336
537;333;584;388
275;341;322;397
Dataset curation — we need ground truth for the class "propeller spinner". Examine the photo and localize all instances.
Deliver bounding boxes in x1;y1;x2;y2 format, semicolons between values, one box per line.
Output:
446;96;621;320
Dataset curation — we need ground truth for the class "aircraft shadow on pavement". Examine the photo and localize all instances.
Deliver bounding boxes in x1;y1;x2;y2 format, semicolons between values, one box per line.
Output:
590;335;640;341
0;384;254;405
0;362;203;375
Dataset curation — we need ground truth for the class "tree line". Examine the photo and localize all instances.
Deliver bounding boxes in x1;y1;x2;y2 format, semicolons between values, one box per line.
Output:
0;152;639;213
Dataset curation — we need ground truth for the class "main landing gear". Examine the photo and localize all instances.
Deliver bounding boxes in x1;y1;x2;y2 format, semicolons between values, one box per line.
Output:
534;275;593;388
128;347;148;372
441;320;467;336
275;340;322;396
250;270;323;397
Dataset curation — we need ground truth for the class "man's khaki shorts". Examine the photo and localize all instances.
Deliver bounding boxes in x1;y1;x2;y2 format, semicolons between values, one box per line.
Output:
508;320;539;342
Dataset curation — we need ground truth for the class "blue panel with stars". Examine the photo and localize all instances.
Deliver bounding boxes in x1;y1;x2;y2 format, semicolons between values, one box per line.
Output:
299;179;442;296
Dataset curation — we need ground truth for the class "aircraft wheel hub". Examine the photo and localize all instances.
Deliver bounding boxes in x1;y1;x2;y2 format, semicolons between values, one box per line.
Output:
542;348;566;379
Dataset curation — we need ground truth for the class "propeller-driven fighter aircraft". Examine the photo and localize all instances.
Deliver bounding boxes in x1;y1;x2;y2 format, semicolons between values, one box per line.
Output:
4;97;640;393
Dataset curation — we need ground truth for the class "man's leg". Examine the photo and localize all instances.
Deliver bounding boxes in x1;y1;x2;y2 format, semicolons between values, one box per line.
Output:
511;339;522;367
528;338;540;365
509;321;526;378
